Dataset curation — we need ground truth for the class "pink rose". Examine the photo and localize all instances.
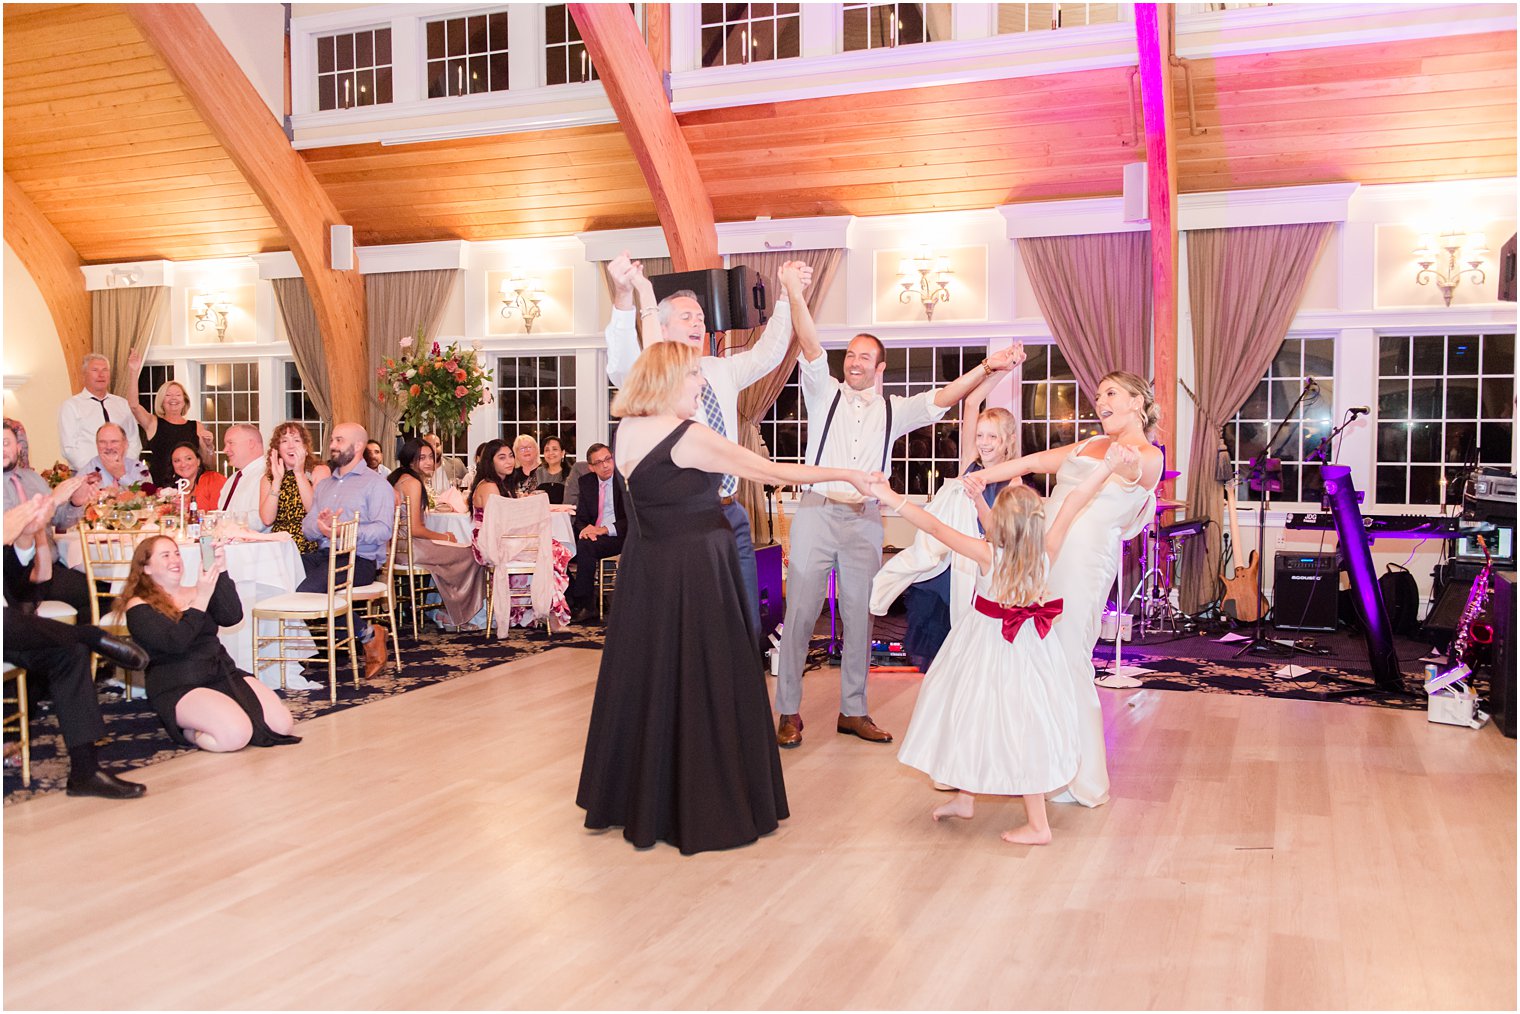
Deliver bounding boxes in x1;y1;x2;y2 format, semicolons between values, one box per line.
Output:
399;336;414;349
455;385;468;397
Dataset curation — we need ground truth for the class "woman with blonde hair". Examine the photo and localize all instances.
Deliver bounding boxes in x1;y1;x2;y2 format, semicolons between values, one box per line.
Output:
577;341;881;856
962;369;1164;808
125;350;215;487
119;536;299;752
258;421;331;554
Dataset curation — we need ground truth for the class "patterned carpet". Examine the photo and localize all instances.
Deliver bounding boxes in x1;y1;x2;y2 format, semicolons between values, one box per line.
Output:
3;627;605;806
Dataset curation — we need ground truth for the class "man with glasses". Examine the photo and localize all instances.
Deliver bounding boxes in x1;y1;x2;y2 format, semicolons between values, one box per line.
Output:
569;443;623;624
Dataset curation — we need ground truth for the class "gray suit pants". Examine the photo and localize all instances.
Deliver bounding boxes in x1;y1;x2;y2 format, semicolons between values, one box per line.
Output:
774;492;882;717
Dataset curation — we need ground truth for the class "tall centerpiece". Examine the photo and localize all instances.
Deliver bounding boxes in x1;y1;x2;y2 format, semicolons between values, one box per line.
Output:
377;330;494;441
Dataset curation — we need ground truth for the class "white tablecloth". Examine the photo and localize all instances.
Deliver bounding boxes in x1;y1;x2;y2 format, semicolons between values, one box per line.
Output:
424;510;577;558
58;531;312;688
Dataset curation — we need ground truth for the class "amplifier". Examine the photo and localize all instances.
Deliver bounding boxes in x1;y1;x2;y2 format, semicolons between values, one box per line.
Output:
1490;571;1517;739
755;543;784;642
1273;551;1339;631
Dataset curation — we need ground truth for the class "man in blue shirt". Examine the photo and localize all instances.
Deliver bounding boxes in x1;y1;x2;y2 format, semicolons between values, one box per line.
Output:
299;422;395;679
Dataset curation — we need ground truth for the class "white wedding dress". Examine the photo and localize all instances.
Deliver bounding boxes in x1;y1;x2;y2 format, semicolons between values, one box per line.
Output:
1041;437;1158;807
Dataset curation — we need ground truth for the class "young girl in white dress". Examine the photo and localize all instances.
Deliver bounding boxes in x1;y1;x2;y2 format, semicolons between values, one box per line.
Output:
871;442;1139;845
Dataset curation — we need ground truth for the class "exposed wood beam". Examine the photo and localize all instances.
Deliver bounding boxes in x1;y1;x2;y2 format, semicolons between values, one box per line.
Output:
3;172;91;375
1135;3;1178;474
123;3;369;424
569;3;719;271
645;4;670;82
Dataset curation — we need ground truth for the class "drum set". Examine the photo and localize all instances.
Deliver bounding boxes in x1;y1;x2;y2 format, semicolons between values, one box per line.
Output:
1120;470;1208;637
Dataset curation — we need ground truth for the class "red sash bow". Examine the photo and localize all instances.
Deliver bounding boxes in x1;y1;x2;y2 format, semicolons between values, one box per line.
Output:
973;596;1064;642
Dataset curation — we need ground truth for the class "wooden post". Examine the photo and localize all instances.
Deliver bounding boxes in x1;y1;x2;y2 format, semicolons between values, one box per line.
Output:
4;173;90;375
1135;3;1179;480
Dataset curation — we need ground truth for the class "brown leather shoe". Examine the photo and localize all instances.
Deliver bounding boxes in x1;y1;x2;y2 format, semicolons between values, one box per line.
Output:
777;713;803;749
837;714;892;743
363;625;389;678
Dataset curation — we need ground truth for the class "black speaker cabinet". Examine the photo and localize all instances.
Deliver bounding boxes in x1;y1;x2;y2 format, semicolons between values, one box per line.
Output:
1273;551;1339;631
1489;571;1516;738
650;266;765;332
1499;233;1516;303
755;542;784;642
1424;577;1477;640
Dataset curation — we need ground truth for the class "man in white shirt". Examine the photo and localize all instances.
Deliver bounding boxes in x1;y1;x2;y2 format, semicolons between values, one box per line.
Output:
58;353;140;471
217;424;269;530
773;301;1019;749
604;252;808;638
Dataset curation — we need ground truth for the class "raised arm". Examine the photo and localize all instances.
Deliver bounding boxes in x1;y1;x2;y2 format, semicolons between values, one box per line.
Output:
787;263;824;365
124;350;157;434
931;343;1020;411
629;263;661;350
669;422;877;495
1042;444;1137;559
604;251;641;387
868;480;995;573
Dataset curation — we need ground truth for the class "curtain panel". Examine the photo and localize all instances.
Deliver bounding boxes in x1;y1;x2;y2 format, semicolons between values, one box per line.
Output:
269;277;333;430
1176;222;1336;613
95;286;167;401
365;270;460;444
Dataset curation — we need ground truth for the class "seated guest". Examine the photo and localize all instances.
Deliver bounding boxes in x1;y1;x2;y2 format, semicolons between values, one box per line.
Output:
534;435;586;508
470;438;571;629
217;424;268;530
85;423;151;489
422;432;465;497
300;422;393;679
468;438;515;565
460;440;491;492
4;496;148;798
125;350;215;487
569;443;624;624
364;439;390;479
59;353;140;471
506;433;554;500
168;442;225;513
389;438;487;629
119;535;299;752
257;421;331;554
3;421;97;614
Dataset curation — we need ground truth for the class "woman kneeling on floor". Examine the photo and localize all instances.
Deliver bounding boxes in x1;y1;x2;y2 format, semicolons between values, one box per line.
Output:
119;535;300;752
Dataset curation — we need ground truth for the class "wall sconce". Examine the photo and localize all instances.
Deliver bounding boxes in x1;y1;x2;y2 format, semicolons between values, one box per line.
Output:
499;274;545;332
193;292;231;340
1414;230;1488;306
898;248;953;320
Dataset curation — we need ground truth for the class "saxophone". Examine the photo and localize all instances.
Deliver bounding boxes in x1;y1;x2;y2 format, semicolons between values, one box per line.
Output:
1449;535;1494;665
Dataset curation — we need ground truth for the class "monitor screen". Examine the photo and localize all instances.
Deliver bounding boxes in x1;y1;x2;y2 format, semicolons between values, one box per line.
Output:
1455;524;1515;565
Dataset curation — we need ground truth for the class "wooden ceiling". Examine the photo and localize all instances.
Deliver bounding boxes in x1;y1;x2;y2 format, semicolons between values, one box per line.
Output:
2;3;1514;264
3;3;285;262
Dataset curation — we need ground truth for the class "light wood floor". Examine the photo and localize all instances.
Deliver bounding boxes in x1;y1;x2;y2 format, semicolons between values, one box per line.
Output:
4;647;1515;1010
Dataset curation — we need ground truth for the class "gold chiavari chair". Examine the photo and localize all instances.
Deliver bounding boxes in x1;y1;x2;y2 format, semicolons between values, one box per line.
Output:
77;524;146;696
3;662;31;787
354;503;403;674
251;518;361;704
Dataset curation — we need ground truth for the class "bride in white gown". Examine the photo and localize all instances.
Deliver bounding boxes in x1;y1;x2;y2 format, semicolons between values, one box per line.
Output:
963;371;1163;806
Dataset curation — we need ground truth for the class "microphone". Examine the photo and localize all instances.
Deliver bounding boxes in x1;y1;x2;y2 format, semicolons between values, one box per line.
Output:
1347;406;1370;417
1304;376;1318;391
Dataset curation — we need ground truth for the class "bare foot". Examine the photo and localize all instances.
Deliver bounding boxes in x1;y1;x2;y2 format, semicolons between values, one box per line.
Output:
932;792;974;821
1000;825;1052;845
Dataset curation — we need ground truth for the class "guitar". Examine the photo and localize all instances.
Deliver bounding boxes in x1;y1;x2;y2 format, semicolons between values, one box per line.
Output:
1219;478;1268;623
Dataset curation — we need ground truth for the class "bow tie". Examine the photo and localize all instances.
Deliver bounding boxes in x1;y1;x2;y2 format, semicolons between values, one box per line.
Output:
973;596;1064;642
843;386;878;407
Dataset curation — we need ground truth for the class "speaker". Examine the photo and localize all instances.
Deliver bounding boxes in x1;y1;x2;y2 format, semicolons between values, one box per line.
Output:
1489;571;1516;738
1423;577;1477;640
650;266;765;332
330;224;354;271
1273;551;1339;631
1122;162;1148;223
755;542;784;642
1499;233;1516;303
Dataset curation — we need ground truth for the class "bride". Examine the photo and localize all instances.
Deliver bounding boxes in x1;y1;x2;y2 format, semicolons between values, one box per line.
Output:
963;371;1163;806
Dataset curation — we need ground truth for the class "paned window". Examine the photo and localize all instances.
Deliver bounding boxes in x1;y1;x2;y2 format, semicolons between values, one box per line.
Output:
545;4;598;85
842;2;951;51
1018;344;1100;497
281;362;327;451
700;3;801;68
1375;332;1514;507
997;3;1122;32
1225;337;1335;505
135;365;176;477
198;362;260;475
316;27;393;111
425;10;510;98
498;355;579;457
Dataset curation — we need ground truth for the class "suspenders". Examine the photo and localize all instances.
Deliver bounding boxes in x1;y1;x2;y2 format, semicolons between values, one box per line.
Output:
811;389;894;473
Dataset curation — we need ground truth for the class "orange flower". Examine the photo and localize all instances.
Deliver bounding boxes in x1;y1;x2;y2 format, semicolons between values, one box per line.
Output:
455;369;467;382
409;384;421;397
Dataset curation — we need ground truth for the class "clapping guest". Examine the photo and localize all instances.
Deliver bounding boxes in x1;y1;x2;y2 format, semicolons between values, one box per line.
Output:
58;353;140;471
119;535;299;752
389;438;487;629
169;442;225;512
125;350;215;487
258;421;331;554
3;420;98;615
84;423;151;489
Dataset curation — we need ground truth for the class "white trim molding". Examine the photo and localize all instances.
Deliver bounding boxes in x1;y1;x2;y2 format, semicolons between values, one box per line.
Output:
1176;2;1517;60
80;260;177;291
1000;184;1360;239
249;241;468;280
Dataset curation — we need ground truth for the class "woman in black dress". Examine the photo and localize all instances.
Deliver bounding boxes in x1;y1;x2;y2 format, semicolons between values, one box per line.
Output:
118;535;300;752
576;342;880;855
126;350;214;487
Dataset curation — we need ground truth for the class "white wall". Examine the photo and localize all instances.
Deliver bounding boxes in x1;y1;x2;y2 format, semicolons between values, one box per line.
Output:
3;243;74;468
200;3;287;122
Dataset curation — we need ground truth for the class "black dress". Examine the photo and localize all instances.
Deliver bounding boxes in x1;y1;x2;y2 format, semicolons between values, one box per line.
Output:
576;420;788;855
142;417;199;488
125;573;297;748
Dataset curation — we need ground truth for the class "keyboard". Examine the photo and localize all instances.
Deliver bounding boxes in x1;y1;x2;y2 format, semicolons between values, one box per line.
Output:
1284;513;1495;539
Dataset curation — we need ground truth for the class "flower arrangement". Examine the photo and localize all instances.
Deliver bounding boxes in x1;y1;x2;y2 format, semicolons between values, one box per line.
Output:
377;328;494;441
83;484;174;528
39;461;73;488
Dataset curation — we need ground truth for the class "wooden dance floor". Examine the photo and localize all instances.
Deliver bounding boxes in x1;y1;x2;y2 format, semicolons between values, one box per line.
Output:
4;647;1514;1010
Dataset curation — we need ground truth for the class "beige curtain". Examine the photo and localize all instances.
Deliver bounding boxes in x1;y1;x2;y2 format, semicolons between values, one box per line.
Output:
1177;222;1336;613
366;270;460;443
95;286;167;400
1017;232;1151;397
270;277;333;429
727;249;846;545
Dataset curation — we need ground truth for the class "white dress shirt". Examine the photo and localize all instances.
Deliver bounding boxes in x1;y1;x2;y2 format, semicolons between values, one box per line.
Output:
59;390;140;471
796;351;949;503
84;456;151;489
217;457;269;530
604;299;794;441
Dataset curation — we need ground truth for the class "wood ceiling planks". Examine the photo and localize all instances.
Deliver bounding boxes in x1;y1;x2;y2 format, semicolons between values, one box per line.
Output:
2;3;285;263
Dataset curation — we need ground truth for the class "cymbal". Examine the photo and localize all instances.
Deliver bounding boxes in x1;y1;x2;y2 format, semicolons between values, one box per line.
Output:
1156;497;1186;511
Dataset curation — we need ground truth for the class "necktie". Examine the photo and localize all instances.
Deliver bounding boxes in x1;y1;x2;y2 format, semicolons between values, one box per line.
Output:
92;397;109;425
221;468;241;509
699;380;738;498
597;479;609;527
8;471;25;507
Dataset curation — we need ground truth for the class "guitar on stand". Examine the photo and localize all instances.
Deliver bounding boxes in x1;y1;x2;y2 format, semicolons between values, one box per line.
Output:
1219;478;1268;624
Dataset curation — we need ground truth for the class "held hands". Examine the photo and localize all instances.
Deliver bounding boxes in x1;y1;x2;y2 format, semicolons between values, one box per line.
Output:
776;261;813;300
1102;443;1141;476
845;469;885;499
864;477;897;506
984;344;1023;373
961;472;988;499
607;251;636;294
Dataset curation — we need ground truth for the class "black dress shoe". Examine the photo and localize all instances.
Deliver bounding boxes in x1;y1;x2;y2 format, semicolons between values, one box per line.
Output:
571;607;599;625
91;634;149;672
66;769;147;800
